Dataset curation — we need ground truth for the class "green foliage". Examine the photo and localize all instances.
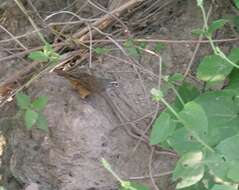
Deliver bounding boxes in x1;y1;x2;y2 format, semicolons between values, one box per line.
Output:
150;112;175;145
28;43;60;64
124;38;141;58
211;184;237;190
149;3;239;188
16;92;48;132
207;19;229;35
173;151;204;189
234;0;239;9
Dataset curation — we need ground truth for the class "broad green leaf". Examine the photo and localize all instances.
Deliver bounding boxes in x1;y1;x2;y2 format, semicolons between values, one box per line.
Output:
205;152;229;180
234;0;239;9
227;69;239;89
208;19;229;34
168;128;203;155
16;92;31;109
195;90;239;146
121;181;150;190
216;134;239;161
173;151;204;189
197;48;239;83
179;101;208;138
228;48;239;63
211;184;237;190
31;96;48;111
28;51;48;62
227;162;239;182
24;109;38;129
197;55;233;82
36;114;48;132
195;90;238;127
150;112;175;145
174;83;200;111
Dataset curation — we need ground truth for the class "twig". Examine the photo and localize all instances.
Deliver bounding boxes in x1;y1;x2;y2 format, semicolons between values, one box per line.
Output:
72;0;143;41
129;171;173;180
149;147;160;190
133;56;162;152
0;25;27;50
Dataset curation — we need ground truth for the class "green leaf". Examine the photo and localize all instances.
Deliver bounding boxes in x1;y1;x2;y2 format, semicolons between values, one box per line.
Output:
197;48;239;84
153;42;165;53
197;54;233;83
208;19;229;34
16;92;31;109
204;152;229;180
211;184;237;190
31;96;48;111
227;68;239;89
179;101;208;138
169;73;184;83
36;114;48;132
191;29;205;36
228;47;239;67
234;0;239;9
173;151;204;189
28;51;49;62
227;162;239;182
24;109;38;129
216;134;239;161
150;112;175;145
168;128;203;155
124;38;140;58
151;88;164;101
174;83;200;111
94;47;111;55
195;90;239;146
121;181;150;190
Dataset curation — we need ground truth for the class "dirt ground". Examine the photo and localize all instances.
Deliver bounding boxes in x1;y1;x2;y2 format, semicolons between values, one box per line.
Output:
0;0;236;190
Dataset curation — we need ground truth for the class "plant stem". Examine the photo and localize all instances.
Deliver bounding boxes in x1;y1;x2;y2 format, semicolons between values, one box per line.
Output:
170;84;185;106
199;3;239;69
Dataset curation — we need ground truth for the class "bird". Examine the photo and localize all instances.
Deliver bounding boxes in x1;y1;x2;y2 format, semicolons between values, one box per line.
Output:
55;69;116;98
